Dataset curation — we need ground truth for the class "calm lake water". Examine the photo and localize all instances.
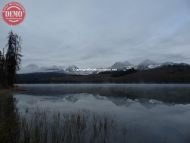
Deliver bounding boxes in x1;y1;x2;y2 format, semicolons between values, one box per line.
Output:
1;84;190;143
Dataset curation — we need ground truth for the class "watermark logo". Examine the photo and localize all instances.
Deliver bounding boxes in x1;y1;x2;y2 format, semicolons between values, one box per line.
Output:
2;2;26;26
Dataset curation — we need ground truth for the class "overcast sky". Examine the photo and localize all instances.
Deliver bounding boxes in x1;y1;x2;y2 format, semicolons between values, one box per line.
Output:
0;0;190;68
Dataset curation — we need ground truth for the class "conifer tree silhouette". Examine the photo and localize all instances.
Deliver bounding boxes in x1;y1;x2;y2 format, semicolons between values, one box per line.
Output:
5;31;22;87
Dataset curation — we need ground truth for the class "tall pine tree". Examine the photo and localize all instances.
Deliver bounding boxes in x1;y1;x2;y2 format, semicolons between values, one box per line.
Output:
5;31;22;87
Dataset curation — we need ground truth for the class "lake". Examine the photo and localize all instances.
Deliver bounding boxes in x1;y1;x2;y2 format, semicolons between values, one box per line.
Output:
1;84;190;143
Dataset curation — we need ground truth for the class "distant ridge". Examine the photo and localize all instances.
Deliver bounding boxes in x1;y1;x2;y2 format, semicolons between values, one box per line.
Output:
110;61;133;70
16;63;190;84
19;60;190;75
137;59;160;70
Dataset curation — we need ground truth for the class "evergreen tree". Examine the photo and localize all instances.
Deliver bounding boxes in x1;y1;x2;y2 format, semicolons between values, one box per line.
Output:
5;31;22;87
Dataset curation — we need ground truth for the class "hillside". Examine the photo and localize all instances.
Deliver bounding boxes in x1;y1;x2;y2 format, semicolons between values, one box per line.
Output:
16;64;190;84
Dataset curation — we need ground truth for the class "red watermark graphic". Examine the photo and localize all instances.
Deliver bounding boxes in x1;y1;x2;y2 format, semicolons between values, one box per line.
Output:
2;2;26;26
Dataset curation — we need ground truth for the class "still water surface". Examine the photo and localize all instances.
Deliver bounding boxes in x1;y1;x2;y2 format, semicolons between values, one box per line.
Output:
2;84;190;143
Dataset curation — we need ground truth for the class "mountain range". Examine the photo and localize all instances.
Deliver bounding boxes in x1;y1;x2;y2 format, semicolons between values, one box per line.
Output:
16;62;190;84
19;59;189;75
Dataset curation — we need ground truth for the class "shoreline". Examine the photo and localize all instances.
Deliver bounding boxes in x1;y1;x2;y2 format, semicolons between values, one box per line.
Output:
0;86;26;95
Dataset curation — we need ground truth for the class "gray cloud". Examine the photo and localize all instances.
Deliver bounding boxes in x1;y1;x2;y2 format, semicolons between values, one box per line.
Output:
0;0;190;68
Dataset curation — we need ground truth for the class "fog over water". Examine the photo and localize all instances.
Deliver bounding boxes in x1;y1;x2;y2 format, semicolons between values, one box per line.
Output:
14;84;190;143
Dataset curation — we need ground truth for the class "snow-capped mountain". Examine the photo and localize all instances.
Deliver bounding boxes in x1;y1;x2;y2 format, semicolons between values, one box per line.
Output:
19;64;66;74
110;61;133;70
137;59;161;70
19;64;84;75
18;60;190;74
19;65;110;75
65;65;79;72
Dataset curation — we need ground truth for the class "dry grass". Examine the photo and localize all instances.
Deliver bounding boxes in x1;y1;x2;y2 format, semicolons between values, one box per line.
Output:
18;109;127;143
0;94;128;143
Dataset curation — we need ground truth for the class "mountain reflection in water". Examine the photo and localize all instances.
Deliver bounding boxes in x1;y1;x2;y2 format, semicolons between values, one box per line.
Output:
1;84;190;143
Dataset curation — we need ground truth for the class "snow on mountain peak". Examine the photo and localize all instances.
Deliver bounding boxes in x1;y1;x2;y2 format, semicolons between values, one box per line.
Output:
137;59;160;70
65;65;79;72
18;60;189;74
111;61;133;70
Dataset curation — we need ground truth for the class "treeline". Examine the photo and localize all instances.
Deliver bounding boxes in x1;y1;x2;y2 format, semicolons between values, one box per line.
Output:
16;64;190;84
0;31;22;88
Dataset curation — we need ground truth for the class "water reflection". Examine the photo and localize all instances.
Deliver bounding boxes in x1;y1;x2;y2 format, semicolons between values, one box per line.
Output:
19;110;119;143
0;93;19;143
0;92;125;143
18;84;190;104
1;84;190;143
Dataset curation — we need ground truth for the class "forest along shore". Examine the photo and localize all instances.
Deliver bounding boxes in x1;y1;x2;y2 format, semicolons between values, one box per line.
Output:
16;64;190;84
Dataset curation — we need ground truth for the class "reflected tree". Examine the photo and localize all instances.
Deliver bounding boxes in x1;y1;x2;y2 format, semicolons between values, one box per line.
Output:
0;94;20;143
